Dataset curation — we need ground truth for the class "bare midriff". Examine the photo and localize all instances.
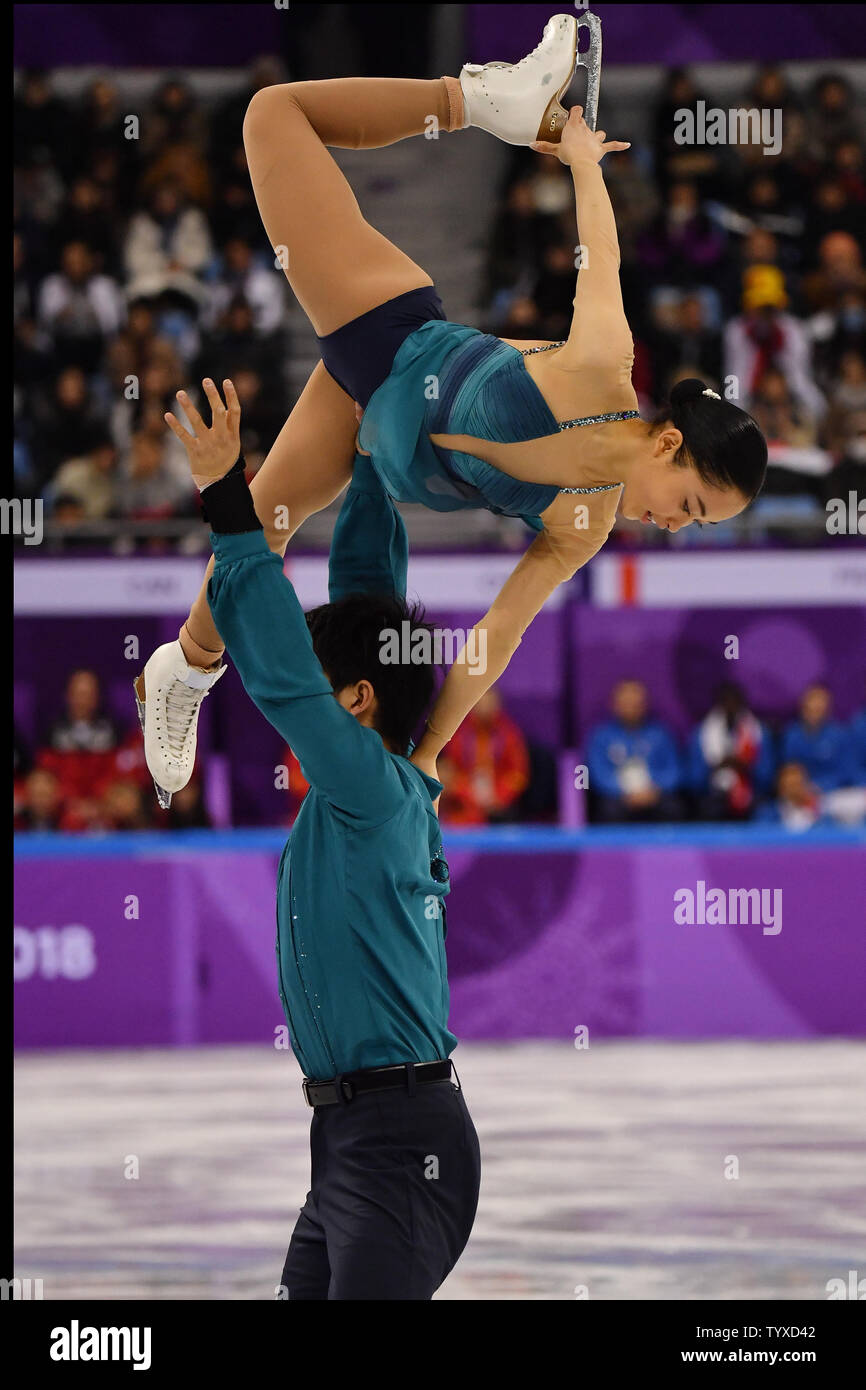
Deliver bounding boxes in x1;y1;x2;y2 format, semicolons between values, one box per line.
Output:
427;337;639;489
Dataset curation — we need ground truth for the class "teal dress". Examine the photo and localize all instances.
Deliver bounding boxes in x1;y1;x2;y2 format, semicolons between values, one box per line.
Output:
357;321;638;531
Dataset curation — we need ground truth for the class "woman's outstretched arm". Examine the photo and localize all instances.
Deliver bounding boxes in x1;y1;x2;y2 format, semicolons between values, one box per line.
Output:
531;106;634;380
410;486;621;776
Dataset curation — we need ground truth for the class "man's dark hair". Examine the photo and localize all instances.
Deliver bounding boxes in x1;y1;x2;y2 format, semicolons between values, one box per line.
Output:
305;593;436;753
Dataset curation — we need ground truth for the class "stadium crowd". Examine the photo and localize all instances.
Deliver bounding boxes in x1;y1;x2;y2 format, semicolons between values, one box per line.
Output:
14;60;293;535
13;668;866;831
583;677;866;829
13;59;866;541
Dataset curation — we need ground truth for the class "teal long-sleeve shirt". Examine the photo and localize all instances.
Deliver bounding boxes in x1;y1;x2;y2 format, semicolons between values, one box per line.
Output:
207;456;456;1081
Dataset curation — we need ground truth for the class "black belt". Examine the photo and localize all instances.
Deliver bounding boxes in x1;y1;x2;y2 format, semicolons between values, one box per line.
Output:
302;1059;452;1107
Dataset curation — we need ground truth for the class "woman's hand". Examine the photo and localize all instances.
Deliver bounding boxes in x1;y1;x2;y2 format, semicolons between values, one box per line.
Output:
531;104;630;169
164;378;242;490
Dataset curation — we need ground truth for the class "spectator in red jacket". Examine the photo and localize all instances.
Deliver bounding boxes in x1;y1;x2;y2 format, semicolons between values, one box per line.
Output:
97;779;152;831
36;667;119;826
15;767;66;830
438;687;530;826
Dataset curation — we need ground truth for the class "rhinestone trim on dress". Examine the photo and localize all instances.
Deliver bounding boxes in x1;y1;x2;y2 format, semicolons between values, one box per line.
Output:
515;340;634;495
520;341;567;356
558;412;639;429
518;340;640;431
559;482;622;494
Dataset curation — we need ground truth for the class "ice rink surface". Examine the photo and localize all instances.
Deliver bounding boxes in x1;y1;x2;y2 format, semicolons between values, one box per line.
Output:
14;1040;866;1300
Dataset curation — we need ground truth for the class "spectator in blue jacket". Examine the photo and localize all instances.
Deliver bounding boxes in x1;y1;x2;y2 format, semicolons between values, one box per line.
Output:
780;684;851;791
686;681;776;820
849;702;866;780
586;678;684;823
754;761;836;831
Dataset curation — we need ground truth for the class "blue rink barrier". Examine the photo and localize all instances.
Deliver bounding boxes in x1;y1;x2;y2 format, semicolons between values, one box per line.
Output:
14;822;866;858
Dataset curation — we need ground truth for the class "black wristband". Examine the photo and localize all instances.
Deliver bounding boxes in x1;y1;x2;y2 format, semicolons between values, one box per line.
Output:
199;455;263;534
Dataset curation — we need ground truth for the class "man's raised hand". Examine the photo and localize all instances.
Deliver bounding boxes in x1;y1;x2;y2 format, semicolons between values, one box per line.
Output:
164;378;242;491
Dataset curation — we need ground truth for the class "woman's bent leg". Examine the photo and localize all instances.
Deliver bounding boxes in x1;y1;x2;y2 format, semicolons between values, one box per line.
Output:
242;76;464;336
181;362;359;664
181;72;469;659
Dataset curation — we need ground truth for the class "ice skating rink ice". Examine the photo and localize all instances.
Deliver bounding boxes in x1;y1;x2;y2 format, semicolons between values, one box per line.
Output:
14;1040;866;1301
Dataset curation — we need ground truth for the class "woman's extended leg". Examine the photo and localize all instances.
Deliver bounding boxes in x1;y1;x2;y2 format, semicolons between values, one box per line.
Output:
179;77;467;664
241;76;465;336
181;361;359;665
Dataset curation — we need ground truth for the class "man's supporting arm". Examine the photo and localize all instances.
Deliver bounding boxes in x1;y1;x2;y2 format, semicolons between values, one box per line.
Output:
328;453;409;602
204;461;403;823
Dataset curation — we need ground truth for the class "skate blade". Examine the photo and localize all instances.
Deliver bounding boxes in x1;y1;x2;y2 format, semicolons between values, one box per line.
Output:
574;11;602;132
133;677;173;810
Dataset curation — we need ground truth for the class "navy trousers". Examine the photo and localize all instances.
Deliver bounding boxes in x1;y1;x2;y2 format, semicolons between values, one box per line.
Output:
280;1074;481;1300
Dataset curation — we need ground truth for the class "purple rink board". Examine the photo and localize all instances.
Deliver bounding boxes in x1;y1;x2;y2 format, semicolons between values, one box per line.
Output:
571;604;866;744
14;827;866;1051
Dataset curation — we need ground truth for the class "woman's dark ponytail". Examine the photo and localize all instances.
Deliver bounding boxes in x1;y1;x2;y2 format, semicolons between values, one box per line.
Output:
653;378;768;501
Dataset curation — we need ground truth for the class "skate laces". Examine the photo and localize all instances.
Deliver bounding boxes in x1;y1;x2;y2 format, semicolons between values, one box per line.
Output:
163;679;207;760
512;24;556;72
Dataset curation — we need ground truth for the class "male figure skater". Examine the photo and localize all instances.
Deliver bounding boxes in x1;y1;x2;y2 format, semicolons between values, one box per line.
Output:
161;377;480;1300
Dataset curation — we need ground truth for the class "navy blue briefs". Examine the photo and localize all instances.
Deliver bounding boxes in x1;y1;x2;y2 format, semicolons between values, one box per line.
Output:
316;284;447;407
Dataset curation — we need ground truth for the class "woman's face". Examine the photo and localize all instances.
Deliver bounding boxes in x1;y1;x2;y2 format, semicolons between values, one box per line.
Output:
619;429;749;532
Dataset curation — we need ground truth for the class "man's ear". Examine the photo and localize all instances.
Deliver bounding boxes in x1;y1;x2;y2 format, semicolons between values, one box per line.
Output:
338;679;378;724
352;679;377;719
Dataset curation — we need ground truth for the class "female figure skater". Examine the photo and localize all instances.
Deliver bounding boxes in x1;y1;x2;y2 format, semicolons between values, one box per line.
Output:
138;13;767;798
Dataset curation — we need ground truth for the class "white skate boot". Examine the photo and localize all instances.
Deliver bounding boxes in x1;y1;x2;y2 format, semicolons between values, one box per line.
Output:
134;640;226;808
459;12;580;146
